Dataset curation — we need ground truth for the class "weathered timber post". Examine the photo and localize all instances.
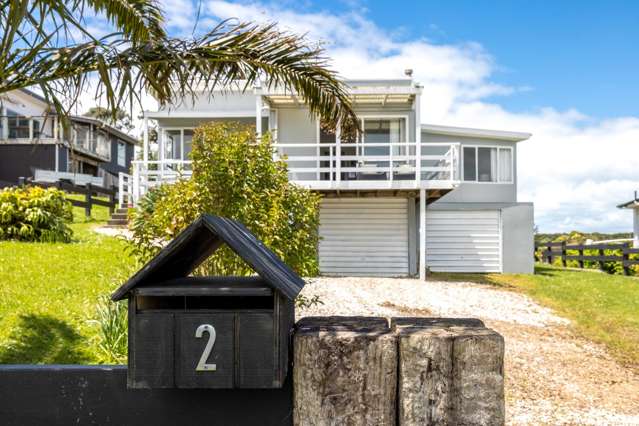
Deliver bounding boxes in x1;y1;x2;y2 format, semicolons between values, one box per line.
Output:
623;243;631;275
393;317;505;426
578;248;584;269
293;317;397;426
85;183;93;218
561;241;567;267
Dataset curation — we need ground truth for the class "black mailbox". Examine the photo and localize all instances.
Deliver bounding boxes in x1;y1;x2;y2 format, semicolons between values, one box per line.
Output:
111;214;305;389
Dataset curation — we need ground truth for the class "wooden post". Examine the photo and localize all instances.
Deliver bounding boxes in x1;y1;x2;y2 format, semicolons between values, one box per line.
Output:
598;247;605;271
293;317;397;426
561;241;567;267
393;318;505;426
108;190;115;215
544;244;551;264
623;243;630;276
85;183;92;218
578;248;584;269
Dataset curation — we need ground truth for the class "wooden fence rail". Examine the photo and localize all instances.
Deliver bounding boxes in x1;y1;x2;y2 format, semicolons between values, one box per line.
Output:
535;241;639;275
20;178;117;217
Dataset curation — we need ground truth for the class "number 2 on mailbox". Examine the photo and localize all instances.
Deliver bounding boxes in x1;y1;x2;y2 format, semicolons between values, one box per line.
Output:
195;324;217;372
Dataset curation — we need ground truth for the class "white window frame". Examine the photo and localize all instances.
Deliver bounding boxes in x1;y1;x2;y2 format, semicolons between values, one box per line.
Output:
117;141;126;167
461;145;514;184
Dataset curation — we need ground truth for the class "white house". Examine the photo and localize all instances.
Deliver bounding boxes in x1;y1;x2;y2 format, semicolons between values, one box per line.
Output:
617;192;639;248
124;75;534;278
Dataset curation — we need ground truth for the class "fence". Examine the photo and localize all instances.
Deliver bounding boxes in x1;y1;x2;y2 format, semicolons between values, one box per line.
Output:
24;179;117;217
535;241;639;275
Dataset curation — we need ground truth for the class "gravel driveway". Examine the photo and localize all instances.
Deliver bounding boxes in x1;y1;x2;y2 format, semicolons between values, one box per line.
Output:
297;277;639;426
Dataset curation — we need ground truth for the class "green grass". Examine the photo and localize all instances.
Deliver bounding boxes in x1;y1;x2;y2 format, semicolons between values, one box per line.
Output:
0;200;135;364
432;265;639;368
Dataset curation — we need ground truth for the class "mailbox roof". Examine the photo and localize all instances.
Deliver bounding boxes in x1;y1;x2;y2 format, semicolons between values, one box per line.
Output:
111;214;306;301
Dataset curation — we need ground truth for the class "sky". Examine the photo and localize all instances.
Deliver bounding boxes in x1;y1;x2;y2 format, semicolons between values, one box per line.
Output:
87;0;639;233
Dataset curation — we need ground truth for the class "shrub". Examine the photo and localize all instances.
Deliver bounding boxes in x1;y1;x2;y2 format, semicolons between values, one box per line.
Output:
0;186;73;242
130;121;321;277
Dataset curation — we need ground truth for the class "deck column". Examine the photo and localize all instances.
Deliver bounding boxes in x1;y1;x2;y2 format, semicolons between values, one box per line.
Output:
255;94;263;137
414;87;422;187
633;208;639;248
143;116;149;163
419;188;426;280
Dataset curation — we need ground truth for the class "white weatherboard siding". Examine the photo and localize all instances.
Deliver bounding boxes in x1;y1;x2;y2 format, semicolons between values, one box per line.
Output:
319;198;409;276
425;210;502;272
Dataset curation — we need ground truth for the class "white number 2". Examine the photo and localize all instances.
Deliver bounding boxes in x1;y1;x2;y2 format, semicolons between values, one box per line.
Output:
195;324;217;372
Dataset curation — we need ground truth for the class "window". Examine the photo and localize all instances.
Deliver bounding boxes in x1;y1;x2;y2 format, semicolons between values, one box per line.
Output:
463;146;513;183
362;117;406;156
7;110;30;138
117;141;126;167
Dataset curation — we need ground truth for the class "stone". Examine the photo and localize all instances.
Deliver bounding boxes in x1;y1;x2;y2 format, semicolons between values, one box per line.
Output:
293;316;396;426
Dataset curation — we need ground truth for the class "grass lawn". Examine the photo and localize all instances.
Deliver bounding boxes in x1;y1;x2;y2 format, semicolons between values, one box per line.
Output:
433;265;639;368
0;200;135;364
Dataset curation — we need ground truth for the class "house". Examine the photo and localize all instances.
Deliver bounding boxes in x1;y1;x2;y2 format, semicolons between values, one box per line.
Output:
617;191;639;248
125;75;534;278
0;89;137;189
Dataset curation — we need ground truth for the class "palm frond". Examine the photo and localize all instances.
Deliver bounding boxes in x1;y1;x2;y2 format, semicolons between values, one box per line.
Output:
1;5;357;128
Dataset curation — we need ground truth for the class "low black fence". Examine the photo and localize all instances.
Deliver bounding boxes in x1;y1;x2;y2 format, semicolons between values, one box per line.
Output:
535;241;639;275
0;365;293;426
22;179;117;217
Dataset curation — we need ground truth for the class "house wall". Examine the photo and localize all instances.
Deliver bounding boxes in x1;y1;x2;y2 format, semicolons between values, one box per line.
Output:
424;201;535;274
158;91;258;113
422;131;518;203
100;135;135;176
0;144;56;184
501;203;535;273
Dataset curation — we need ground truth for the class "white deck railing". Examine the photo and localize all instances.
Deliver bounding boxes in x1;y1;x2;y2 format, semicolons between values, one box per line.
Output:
124;142;460;204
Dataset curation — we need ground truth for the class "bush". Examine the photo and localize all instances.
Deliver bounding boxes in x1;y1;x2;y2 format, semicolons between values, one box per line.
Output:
0;186;73;242
130;121;321;277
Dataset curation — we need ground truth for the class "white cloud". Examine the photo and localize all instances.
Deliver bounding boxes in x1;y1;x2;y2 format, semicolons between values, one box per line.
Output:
201;1;639;233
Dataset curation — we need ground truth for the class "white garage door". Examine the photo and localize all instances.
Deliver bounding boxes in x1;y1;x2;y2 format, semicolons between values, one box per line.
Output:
425;210;502;273
319;198;409;276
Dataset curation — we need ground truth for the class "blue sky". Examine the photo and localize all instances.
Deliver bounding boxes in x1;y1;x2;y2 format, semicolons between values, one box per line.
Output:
270;0;639;120
86;0;639;233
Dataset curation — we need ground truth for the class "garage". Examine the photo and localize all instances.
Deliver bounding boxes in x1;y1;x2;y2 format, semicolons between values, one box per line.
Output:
319;198;410;276
425;210;502;273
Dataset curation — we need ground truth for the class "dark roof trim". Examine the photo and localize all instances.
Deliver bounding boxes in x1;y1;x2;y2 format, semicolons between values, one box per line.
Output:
111;214;306;301
617;200;639;209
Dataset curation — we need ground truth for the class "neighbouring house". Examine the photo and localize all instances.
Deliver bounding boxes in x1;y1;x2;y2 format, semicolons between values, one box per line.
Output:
0;89;137;189
617;191;639;248
124;74;534;278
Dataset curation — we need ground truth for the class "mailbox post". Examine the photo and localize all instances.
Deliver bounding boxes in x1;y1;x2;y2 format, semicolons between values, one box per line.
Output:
111;214;305;389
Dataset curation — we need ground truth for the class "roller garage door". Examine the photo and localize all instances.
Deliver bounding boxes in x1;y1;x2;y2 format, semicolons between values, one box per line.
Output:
425;210;502;273
319;198;409;276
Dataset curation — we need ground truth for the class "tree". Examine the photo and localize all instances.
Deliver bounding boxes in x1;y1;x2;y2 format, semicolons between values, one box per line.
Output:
129;122;321;277
84;107;134;132
0;0;357;130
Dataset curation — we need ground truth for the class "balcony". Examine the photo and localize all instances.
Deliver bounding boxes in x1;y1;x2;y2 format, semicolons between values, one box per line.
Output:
274;142;460;191
124;142;460;203
0;115;111;161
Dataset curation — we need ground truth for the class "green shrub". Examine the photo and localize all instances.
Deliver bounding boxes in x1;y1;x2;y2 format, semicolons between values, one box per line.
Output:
130;121;321;277
0;186;73;242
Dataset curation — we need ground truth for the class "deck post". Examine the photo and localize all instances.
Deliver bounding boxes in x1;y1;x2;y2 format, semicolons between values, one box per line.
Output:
633;208;639;248
414;89;422;187
143;115;149;163
255;92;263;138
419;188;426;280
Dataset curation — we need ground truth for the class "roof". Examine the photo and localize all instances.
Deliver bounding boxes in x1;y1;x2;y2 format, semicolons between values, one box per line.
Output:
617;200;639;209
421;123;531;142
111;214;306;301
